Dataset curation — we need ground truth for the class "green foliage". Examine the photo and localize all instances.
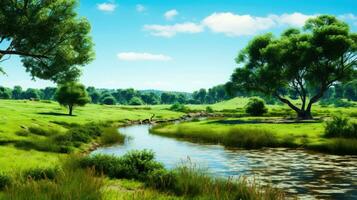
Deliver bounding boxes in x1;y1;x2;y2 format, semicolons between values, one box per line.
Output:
80;150;164;180
129;97;144;105
325;116;357;138
23;167;59;180
55;82;90;115
205;106;214;113
245;97;268;116
170;103;189;112
100;127;125;145
2;164;103;200
102;96;117;105
0;172;11;190
231;15;357;119
0;0;94;83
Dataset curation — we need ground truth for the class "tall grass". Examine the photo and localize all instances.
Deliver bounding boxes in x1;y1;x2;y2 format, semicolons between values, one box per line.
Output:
324;116;357;138
151;125;296;149
100;127;125;145
146;161;286;200
1;157;104;200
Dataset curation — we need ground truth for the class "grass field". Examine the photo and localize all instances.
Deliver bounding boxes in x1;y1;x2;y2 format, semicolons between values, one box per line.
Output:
0;98;356;199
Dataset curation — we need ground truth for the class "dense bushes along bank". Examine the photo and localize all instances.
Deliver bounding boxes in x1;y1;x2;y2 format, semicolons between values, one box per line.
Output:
0;150;286;200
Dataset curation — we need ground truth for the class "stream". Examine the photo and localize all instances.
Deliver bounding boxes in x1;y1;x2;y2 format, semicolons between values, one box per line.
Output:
92;125;357;199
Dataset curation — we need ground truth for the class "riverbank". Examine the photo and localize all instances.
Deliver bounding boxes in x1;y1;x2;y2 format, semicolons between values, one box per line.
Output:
150;118;357;155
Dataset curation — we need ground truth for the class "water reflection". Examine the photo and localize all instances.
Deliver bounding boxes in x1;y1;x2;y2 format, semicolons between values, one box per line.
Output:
92;125;357;199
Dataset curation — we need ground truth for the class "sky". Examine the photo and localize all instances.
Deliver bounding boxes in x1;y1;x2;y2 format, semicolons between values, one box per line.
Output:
1;0;357;92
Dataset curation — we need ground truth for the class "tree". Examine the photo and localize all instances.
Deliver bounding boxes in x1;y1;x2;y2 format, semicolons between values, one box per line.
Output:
42;87;57;100
12;86;22;99
23;88;40;100
230;15;357;119
344;80;357;101
129;97;143;105
0;0;94;83
0;86;11;99
102;96;116;105
55;82;90;116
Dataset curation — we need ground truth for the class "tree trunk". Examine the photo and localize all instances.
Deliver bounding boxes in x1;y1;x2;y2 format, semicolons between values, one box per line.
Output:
297;110;313;120
68;105;73;116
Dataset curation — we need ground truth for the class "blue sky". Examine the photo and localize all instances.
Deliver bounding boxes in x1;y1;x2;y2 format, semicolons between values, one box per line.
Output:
1;0;357;92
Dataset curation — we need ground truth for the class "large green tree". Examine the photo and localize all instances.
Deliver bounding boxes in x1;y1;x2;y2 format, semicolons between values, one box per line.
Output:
55;82;90;116
230;15;356;119
0;0;94;82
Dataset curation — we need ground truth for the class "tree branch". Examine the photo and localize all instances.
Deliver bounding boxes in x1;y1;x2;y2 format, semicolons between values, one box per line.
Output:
274;93;301;114
0;50;49;59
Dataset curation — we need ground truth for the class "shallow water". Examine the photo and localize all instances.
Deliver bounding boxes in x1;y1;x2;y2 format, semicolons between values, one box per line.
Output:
92;125;357;199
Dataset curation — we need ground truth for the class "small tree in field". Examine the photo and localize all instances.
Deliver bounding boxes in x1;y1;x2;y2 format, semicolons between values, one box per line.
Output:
245;97;268;116
229;15;356;119
56;83;90;116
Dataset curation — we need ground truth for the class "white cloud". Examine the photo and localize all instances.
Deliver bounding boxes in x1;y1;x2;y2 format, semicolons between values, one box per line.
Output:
136;4;146;12
202;12;315;37
202;13;276;36
338;13;357;26
97;2;117;12
271;12;315;27
144;22;203;37
164;9;179;20
117;52;172;61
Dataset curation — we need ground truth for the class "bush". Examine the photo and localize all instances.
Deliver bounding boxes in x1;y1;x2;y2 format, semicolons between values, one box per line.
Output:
102;96;116;105
146;169;177;191
170;103;189;112
80;150;164;180
129;97;143;105
23;167;59;180
325;116;357;138
333;99;354;107
28;127;58;136
205;106;214;113
245;97;268;116
0;172;11;190
100;127;125;145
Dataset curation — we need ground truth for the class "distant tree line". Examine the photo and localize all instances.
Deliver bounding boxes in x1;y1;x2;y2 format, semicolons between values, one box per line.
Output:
0;84;229;105
0;80;355;106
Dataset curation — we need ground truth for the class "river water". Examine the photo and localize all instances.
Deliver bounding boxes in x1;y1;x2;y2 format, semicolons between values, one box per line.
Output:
92;125;357;199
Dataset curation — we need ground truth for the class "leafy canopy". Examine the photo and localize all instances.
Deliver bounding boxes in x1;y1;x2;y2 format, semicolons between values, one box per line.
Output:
55;82;90;114
0;0;94;83
230;15;356;118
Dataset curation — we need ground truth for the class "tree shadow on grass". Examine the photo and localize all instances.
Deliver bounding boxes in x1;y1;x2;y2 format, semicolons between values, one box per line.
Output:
37;112;75;116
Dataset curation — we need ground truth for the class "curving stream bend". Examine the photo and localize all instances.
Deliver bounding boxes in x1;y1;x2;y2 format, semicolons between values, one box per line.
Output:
92;125;357;200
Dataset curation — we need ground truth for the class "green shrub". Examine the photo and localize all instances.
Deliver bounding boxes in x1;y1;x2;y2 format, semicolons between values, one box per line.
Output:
15;129;29;137
333;99;354;107
100;127;125;145
23;167;59;180
146;169;177;191
170;103;189;112
0;172;11;190
80;150;164;180
245;97;268;116
205;106;214;113
129;97;143;105
28;127;58;136
325;116;357;138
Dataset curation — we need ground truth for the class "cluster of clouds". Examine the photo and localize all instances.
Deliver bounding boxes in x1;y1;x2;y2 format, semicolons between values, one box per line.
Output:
144;12;318;38
96;2;357;61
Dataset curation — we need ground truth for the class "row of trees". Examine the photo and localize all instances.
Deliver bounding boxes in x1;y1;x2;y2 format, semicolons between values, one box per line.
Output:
0;84;231;105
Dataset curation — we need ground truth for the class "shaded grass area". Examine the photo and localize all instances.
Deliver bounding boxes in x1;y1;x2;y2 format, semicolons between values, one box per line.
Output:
150;118;357;155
